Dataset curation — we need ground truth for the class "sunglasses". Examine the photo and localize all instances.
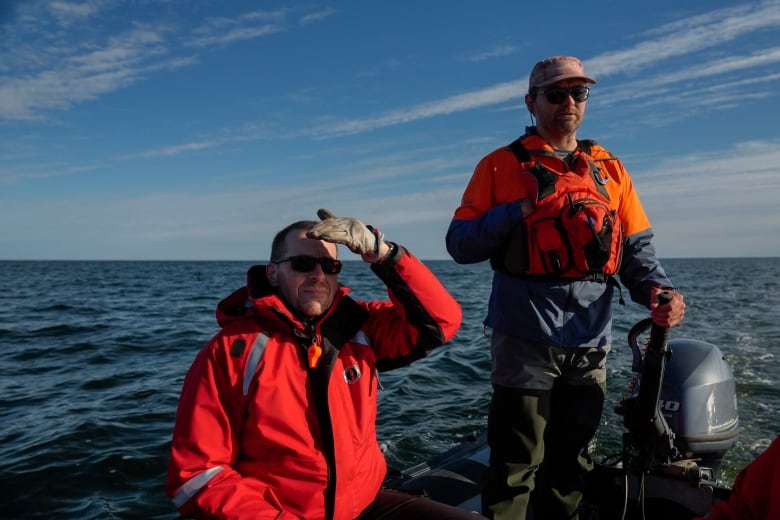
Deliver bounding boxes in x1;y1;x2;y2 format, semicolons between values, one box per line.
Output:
538;86;590;104
273;255;343;275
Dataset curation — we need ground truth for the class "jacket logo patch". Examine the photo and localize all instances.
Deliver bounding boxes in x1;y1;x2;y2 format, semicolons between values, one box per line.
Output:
343;365;362;384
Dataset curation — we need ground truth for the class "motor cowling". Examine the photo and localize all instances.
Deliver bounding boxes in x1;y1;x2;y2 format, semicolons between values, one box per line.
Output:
657;339;740;477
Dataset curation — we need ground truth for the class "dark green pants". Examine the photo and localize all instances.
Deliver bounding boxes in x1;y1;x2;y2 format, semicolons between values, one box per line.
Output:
481;381;606;520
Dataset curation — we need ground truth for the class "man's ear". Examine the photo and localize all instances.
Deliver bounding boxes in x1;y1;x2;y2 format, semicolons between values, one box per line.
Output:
525;93;535;116
266;263;279;286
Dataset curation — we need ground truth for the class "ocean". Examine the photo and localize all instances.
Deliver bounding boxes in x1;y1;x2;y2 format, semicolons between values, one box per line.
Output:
1;257;778;519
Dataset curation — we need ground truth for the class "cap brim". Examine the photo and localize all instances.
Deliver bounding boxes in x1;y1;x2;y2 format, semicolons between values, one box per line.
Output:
535;75;596;88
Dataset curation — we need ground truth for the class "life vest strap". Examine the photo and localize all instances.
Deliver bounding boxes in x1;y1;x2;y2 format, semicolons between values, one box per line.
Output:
511;272;612;283
507;135;594;164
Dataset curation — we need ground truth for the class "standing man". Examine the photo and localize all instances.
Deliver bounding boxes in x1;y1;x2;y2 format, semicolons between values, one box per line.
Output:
167;209;480;519
446;56;686;519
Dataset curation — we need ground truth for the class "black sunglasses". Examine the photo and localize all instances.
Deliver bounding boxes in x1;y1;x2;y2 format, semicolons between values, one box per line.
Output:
538;86;590;104
273;255;343;275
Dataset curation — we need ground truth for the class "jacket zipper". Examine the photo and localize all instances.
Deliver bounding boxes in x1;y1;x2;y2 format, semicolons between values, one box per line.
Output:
301;319;335;519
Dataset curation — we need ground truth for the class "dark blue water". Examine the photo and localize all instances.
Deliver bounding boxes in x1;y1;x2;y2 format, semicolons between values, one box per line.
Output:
1;258;778;519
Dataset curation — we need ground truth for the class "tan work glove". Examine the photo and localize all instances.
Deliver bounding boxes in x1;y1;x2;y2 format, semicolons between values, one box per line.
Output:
307;208;387;262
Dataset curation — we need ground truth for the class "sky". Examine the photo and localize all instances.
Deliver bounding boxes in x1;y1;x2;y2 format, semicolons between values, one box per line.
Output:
1;0;779;261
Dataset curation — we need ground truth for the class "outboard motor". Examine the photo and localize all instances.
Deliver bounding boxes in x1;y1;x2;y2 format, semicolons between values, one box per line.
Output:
617;322;740;479
608;293;740;518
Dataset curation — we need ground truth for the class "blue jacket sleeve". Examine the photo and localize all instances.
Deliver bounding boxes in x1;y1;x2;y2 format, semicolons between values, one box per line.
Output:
446;201;525;264
619;228;675;308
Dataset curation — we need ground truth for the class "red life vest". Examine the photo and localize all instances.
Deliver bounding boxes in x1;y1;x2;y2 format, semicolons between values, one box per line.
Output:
501;138;624;280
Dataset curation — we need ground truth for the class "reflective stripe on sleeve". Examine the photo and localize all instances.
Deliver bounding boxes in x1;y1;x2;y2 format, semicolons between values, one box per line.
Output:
172;466;225;509
243;332;269;396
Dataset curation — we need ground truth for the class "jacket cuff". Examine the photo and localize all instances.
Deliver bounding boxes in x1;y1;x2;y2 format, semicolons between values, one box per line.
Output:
370;242;402;276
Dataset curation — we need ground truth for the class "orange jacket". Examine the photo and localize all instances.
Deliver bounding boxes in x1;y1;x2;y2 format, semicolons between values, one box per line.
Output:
447;129;674;347
451;133;651;236
166;249;462;519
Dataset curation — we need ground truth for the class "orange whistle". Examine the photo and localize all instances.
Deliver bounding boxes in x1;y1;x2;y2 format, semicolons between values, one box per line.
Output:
308;344;322;368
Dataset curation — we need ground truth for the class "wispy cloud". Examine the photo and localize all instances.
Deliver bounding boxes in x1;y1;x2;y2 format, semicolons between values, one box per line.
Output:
316;2;780;139
184;6;336;47
586;2;780;76
312;80;523;137
0;4;333;120
49;0;105;24
0;25;192;120
299;8;337;25
119;140;222;160
0;161;103;185
185;8;288;48
461;45;519;63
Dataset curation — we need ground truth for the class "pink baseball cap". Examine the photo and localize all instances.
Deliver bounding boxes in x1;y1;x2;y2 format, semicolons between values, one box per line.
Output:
528;56;596;91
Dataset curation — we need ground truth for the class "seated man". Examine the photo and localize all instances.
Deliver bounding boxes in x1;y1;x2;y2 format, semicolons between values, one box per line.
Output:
166;209;481;519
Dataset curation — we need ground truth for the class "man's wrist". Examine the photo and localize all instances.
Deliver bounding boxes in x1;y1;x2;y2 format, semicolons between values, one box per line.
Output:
374;241;398;264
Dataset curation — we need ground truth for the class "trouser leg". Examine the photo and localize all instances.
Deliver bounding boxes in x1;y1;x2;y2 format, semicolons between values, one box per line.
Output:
531;380;606;520
481;385;550;520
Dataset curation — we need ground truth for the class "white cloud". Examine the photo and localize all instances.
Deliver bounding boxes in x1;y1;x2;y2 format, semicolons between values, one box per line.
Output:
1;1;779;259
461;45;519;63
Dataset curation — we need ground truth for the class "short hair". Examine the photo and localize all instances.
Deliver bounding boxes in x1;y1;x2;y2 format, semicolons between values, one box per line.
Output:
270;220;318;262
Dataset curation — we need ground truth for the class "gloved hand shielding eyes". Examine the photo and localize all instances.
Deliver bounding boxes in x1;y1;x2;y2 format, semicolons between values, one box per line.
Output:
307;208;385;261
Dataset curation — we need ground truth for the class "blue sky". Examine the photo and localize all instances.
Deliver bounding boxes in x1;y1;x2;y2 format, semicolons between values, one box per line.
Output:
1;0;779;260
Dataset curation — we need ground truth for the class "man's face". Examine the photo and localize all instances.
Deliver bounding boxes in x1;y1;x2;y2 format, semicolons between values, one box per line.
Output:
531;79;588;140
267;229;339;317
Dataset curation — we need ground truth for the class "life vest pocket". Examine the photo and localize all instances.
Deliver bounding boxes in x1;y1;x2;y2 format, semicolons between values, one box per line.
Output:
530;215;569;274
558;196;621;274
503;193;623;278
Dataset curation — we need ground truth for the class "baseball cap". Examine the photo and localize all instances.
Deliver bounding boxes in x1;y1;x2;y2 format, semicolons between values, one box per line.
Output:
528;56;596;91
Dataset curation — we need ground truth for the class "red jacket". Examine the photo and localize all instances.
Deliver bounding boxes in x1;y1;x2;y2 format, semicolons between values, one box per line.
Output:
695;434;780;520
166;248;462;519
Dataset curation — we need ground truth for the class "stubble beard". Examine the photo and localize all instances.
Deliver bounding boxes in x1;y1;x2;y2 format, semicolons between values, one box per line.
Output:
553;112;581;136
